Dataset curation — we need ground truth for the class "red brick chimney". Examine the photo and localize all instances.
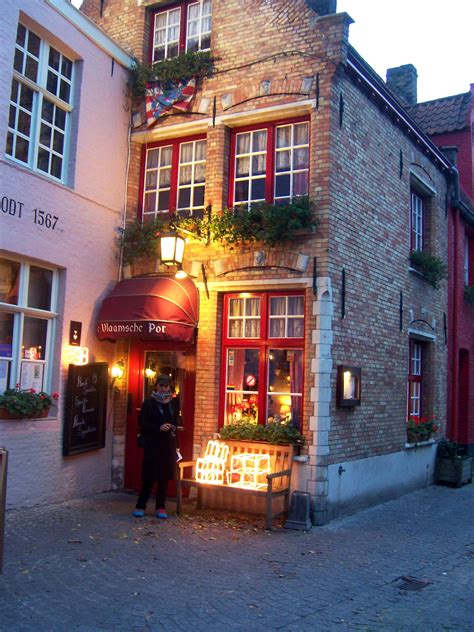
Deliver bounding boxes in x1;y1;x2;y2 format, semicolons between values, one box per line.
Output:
386;64;418;106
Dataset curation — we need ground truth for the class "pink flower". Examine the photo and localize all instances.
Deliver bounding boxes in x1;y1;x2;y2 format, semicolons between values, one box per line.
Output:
52;392;59;400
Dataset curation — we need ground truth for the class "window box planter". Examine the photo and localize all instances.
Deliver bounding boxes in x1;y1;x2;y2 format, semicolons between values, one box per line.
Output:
0;407;50;420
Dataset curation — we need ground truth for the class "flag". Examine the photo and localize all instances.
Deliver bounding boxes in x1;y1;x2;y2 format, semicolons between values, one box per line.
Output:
145;77;196;126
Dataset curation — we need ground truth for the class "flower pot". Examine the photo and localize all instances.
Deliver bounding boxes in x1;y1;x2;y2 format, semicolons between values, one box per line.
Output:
435;456;473;487
407;431;431;443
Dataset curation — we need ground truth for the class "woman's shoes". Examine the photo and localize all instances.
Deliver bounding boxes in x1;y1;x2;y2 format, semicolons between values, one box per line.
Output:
133;509;145;518
156;508;168;519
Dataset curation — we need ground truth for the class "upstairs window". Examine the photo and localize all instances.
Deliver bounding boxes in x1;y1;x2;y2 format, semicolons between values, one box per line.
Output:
151;0;212;62
6;23;74;182
230;119;309;209
410;191;424;251
141;136;206;221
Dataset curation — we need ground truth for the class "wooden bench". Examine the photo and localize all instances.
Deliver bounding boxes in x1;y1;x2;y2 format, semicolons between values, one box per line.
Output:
176;440;294;529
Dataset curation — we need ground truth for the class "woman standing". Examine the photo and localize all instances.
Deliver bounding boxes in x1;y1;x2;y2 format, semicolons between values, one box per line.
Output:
133;374;178;519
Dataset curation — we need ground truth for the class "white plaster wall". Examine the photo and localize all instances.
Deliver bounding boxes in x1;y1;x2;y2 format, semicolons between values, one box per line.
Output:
0;0;131;508
325;444;437;522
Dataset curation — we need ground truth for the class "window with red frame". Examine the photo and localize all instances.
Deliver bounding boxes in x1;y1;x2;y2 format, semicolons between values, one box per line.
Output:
141;136;206;220
220;292;305;430
407;340;422;417
230;119;309;209
150;0;212;62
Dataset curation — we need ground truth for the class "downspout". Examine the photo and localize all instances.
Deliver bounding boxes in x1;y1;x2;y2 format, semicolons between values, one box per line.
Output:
449;164;461;440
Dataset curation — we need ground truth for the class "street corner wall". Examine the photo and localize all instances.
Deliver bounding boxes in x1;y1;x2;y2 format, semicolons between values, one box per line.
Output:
325;71;449;466
324;442;438;522
0;0;131;508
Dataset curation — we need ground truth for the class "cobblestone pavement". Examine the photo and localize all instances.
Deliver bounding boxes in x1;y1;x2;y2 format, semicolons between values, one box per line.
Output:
0;483;473;632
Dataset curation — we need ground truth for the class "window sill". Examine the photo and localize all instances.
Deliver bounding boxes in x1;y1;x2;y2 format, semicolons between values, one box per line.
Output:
408;265;428;281
405;438;436;450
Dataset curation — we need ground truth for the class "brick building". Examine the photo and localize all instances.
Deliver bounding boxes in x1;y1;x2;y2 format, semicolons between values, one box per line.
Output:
0;0;133;508
396;78;474;456
82;0;451;523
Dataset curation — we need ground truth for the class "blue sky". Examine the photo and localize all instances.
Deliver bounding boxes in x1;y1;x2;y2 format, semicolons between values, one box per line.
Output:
337;0;473;102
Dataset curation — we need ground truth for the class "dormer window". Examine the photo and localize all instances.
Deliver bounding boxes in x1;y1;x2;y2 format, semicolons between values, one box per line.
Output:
150;1;212;62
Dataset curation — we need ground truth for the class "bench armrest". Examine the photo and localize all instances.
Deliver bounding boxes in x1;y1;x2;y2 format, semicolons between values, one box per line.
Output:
267;468;292;481
178;460;196;476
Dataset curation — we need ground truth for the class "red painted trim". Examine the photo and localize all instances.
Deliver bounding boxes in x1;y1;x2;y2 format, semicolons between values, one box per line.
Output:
228;117;310;206
219;291;305;429
149;0;202;62
139;134;206;216
138;144;147;221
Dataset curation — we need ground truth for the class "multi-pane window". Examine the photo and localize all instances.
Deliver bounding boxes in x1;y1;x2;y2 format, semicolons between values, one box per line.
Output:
464;234;472;287
6;23;73;182
407;341;422;417
221;293;304;430
410;191;424;251
231;119;309;208
151;0;212;62
142;137;206;220
0;258;58;393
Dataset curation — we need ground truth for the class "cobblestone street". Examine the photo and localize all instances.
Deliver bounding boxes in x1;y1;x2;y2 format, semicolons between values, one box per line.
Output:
0;483;473;631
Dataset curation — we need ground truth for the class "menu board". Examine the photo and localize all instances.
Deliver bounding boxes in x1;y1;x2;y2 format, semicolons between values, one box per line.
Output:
63;363;108;456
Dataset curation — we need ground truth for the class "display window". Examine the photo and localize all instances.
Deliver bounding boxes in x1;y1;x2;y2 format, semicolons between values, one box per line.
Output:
220;292;304;430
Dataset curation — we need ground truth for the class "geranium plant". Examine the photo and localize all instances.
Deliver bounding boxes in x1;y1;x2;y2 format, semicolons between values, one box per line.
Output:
407;415;437;443
0;387;59;417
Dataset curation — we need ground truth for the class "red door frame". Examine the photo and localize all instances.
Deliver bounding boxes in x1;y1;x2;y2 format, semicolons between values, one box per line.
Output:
124;339;196;492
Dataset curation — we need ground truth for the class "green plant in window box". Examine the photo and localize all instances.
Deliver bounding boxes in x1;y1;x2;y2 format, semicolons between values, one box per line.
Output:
219;419;305;446
117;197;317;266
129;51;215;98
464;285;474;304
0;388;59;419
409;250;447;289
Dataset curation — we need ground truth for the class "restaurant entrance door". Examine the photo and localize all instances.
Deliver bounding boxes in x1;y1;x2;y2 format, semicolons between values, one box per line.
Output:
124;340;195;492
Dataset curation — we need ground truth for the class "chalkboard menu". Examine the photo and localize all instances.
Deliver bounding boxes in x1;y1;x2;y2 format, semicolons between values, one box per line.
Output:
63;363;108;456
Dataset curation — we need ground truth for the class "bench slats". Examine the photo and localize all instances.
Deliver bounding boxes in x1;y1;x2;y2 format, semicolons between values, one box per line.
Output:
176;440;294;529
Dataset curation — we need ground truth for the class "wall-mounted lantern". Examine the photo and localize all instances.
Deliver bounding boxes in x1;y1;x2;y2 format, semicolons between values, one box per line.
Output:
110;359;125;390
336;365;361;407
159;232;186;278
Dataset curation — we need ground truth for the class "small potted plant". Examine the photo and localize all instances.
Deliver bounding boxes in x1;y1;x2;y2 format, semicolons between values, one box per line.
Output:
0;387;59;419
435;438;472;487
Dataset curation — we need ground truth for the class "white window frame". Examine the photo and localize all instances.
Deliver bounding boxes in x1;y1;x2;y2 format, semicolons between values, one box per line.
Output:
464;234;470;286
151;1;212;62
6;23;74;183
410;192;423;252
408;341;422;417
0;258;58;392
186;0;212;53
152;6;181;62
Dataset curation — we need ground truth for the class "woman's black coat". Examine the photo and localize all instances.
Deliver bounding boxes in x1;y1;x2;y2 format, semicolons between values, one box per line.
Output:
138;396;178;481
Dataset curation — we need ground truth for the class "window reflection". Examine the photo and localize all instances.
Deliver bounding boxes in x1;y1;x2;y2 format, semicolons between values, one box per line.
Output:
267;349;303;427
225;348;259;425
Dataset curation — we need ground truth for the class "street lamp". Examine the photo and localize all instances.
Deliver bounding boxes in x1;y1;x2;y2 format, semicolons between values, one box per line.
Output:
159;232;185;267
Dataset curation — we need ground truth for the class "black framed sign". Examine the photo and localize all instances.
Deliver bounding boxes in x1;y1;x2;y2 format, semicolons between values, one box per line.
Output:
63;363;108;456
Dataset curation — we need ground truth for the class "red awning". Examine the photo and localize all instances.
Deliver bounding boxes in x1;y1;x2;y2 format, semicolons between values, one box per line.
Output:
96;275;199;343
